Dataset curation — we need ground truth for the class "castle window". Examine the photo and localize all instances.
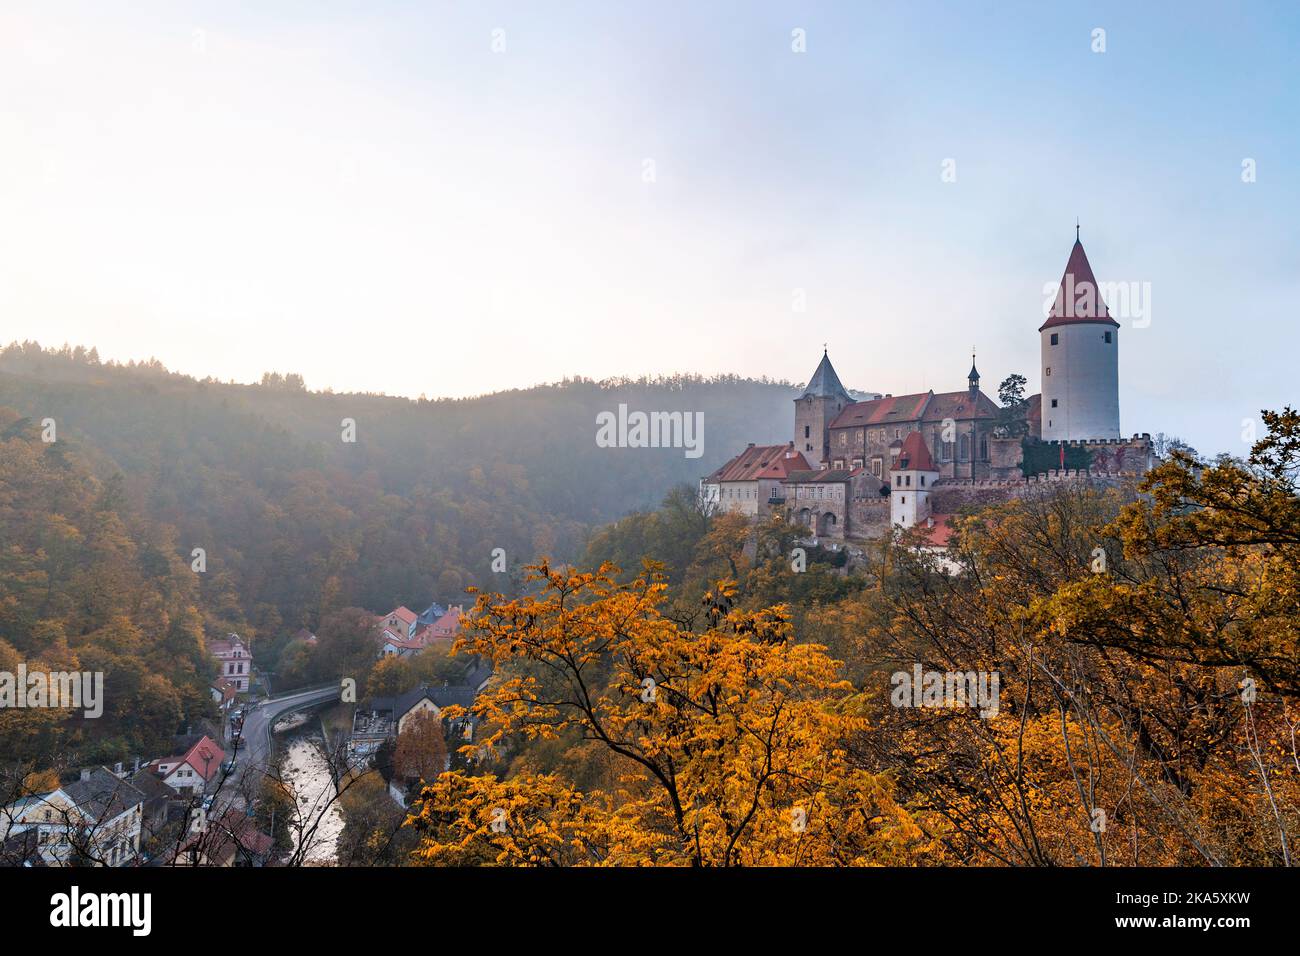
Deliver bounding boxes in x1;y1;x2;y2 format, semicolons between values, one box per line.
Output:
1051;399;1058;408
901;497;906;505
804;425;810;439
1050;333;1059;345
959;434;970;461
920;475;926;487
1045;367;1051;376
1104;331;1112;343
905;475;911;487
839;432;846;447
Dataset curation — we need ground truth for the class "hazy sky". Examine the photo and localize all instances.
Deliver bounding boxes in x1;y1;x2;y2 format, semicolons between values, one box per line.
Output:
2;1;1296;456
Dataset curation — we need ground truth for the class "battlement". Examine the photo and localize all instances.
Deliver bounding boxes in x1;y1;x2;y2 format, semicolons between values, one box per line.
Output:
1039;434;1151;447
936;470;1139;490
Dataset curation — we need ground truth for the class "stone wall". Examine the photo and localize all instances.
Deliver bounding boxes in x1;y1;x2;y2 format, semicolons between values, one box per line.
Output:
847;496;891;540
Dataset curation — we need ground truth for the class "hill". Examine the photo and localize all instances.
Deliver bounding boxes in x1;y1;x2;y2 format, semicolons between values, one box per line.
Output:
0;341;806;650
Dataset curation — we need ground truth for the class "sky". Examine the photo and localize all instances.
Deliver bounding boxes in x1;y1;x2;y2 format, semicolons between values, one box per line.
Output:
1;1;1297;457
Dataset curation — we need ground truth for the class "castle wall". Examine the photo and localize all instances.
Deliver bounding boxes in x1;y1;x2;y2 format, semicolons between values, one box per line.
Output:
989;435;1024;480
847;496;891;540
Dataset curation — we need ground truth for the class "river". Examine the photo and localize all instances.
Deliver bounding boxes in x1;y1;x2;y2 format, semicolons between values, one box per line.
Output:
274;714;343;865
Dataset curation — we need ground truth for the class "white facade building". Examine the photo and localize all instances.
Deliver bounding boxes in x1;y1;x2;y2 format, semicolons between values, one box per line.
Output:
890;432;939;529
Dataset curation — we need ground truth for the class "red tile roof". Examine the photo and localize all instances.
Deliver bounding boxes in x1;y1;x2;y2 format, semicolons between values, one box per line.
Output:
917;514;956;547
829;392;931;429
210;677;238;704
180;809;275;864
708;444;811;482
897;431;936;471
920;389;998;422
1040;239;1120;331
829;389;997;429
384;606;417;627
153;735;225;782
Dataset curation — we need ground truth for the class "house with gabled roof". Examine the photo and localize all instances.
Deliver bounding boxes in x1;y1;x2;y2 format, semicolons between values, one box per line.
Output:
210;676;238;712
0;767;146;867
146;734;225;794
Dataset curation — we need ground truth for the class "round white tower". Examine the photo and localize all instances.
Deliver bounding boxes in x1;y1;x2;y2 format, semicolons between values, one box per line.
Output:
1040;236;1121;441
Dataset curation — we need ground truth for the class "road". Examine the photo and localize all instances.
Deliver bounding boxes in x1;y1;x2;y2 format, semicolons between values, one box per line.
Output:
210;684;338;813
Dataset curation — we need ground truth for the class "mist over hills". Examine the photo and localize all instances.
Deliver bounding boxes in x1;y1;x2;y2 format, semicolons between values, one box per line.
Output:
0;341;806;642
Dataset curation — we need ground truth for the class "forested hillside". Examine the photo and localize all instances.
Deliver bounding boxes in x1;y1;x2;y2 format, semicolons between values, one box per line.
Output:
0;341;798;654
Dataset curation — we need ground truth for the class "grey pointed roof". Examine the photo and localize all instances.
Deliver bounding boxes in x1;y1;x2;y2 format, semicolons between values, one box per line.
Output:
799;350;850;400
968;362;980;382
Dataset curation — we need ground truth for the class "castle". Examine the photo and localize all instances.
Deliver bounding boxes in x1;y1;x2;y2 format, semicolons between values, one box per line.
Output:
701;235;1155;544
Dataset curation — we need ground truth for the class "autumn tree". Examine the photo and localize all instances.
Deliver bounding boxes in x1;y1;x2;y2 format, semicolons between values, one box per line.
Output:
393;709;449;788
407;562;924;866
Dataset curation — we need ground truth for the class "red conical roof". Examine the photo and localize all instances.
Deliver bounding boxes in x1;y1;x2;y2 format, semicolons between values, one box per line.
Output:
1039;239;1120;331
897;431;936;472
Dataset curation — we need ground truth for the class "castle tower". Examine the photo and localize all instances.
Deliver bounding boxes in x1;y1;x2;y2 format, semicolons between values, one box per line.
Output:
891;431;939;528
1040;233;1121;441
794;349;852;469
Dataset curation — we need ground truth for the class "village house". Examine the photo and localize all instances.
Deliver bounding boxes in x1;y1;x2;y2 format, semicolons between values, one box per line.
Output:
145;734;225;795
209;634;253;693
128;765;179;849
210;676;238;713
377;602;466;657
0;767;146;867
174;809;274;867
348;659;493;762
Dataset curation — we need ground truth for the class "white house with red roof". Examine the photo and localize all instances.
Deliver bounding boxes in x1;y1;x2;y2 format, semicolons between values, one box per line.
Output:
890;431;940;530
147;735;225;794
209;634;252;693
